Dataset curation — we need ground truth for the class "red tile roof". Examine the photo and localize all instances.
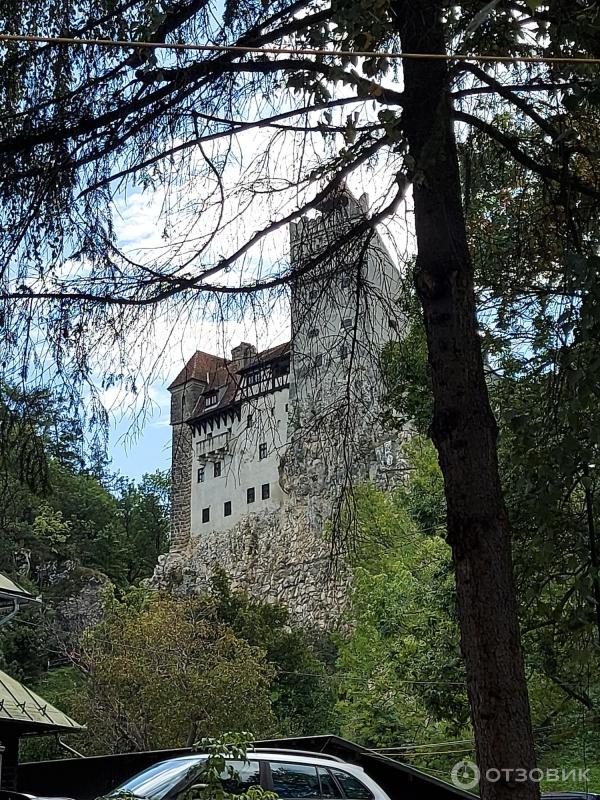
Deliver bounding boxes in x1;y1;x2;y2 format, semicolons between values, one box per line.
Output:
171;341;290;422
168;350;230;390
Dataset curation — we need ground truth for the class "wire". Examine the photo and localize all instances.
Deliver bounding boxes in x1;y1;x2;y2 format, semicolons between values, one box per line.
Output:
0;32;599;67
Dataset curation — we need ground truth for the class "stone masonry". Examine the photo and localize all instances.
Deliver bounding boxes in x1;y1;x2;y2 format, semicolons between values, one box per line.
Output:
153;191;405;628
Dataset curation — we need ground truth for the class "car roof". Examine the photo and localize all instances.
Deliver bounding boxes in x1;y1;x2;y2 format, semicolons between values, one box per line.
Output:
154;751;353;768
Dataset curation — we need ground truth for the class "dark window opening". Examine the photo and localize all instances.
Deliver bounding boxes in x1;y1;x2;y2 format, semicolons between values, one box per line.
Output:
341;318;353;330
201;507;210;523
261;483;270;500
247;369;262;386
270;763;320;799
224;501;232;517
218;760;261;796
319;769;342;799
205;392;218;407
307;327;319;339
213;461;222;478
197;468;205;483
247;487;255;504
339;344;349;359
315;353;323;368
259;443;267;460
341;273;352;289
330;770;373;800
247;414;254;428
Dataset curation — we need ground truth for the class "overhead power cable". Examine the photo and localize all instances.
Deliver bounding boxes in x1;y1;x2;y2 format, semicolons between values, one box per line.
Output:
0;32;599;67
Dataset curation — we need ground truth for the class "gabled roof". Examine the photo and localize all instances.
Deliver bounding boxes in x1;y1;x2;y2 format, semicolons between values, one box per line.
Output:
237;341;290;373
186;341;290;423
0;669;83;734
0;573;40;626
168;350;230;391
0;574;39;607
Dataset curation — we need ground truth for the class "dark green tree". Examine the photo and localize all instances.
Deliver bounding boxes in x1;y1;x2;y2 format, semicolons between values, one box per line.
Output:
3;3;600;796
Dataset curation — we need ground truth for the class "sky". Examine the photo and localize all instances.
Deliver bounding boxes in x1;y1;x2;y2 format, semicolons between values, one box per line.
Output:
99;96;411;482
108;393;171;481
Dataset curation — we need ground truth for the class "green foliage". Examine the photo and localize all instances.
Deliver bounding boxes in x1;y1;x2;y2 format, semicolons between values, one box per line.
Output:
194;732;277;800
0;384;171;718
115;470;171;583
380;294;600;777
209;570;338;737
382;298;432;436
74;588;275;754
337;474;470;764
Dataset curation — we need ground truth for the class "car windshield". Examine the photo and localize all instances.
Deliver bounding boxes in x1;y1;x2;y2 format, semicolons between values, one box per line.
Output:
111;756;206;800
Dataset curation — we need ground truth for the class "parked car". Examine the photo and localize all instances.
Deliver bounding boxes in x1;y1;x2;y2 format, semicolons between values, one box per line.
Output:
0;792;75;800
542;793;600;799
108;749;392;800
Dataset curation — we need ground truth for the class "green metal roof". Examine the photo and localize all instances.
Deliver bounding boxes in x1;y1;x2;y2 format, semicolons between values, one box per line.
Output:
0;669;83;734
0;573;40;605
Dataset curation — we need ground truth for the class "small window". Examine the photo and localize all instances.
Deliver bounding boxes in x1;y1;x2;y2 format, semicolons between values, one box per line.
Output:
224;501;232;517
309;288;319;300
259;443;267;460
261;483;270;500
197;467;205;483
247;487;255;504
315;353;323;368
213;461;222;478
341;318;353;330
285;403;289;412
202;507;210;523
307;327;319;339
330;770;373;800
247;369;262;386
218;760;261;795
341;273;352;289
318;769;342;799
247;414;254;428
205;392;218;407
339;344;348;359
270;763;320;799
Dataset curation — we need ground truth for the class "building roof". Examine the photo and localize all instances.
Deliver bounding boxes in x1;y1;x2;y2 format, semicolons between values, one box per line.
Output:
0;574;38;606
168;350;230;390
0;574;40;625
237;341;290;373
0;669;83;734
185;341;290;423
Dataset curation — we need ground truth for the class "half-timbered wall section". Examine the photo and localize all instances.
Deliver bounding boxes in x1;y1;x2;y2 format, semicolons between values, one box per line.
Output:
187;343;291;536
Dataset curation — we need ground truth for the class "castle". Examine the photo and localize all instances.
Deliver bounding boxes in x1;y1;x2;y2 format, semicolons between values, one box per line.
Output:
155;192;405;626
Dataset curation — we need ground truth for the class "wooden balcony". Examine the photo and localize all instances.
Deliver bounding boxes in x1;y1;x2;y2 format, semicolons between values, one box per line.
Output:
196;430;231;459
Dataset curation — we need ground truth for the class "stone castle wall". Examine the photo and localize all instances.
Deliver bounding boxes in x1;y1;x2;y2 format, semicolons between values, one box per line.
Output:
154;421;404;628
156;199;405;627
170;422;193;551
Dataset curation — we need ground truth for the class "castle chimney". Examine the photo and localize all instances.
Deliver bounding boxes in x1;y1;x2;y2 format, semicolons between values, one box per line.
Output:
231;342;257;369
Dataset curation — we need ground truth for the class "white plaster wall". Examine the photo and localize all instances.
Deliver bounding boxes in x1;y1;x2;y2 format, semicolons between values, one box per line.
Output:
288;209;403;425
190;386;290;535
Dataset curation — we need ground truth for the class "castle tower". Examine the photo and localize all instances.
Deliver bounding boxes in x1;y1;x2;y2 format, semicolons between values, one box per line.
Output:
157;192;404;625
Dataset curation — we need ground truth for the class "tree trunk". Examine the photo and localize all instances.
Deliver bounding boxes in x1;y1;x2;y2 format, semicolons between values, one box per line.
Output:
584;481;600;647
393;3;539;798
